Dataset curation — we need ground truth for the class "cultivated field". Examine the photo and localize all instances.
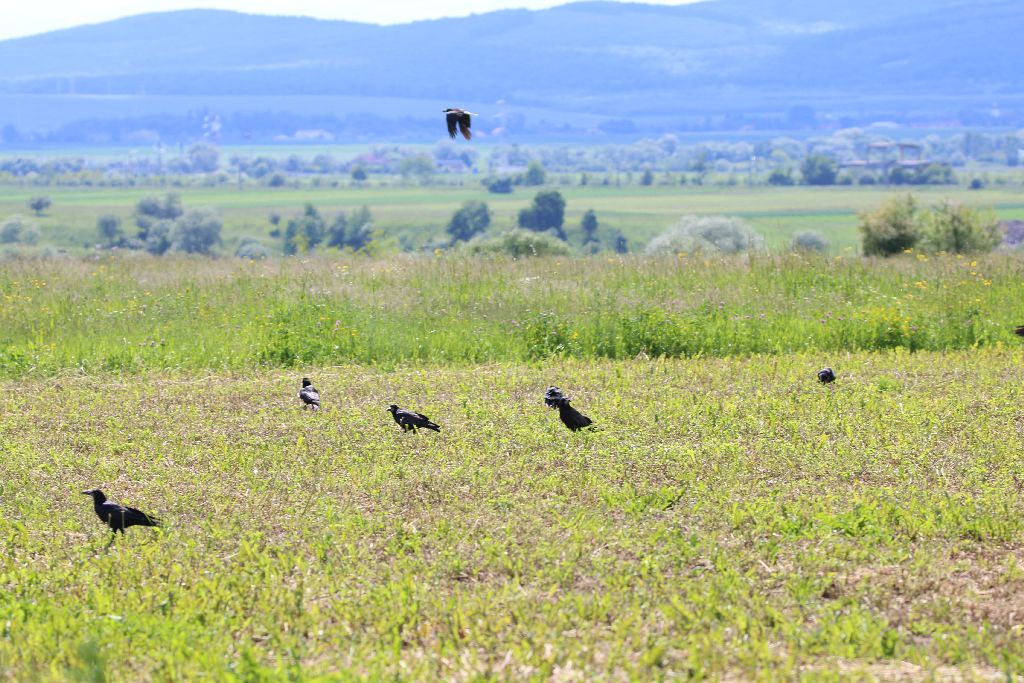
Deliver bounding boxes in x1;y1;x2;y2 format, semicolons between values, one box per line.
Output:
1;182;1022;253
2;350;1024;679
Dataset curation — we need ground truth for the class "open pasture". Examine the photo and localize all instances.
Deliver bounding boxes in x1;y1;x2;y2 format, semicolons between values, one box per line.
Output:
2;350;1024;679
0;182;1022;253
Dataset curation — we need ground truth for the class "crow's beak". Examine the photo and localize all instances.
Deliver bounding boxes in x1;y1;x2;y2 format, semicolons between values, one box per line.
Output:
81;490;92;495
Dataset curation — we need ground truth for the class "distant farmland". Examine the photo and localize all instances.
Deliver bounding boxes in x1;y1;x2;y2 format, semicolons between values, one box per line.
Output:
1;181;1023;254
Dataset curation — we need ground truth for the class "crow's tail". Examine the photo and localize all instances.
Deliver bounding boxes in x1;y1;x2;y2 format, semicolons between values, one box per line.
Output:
424;422;441;432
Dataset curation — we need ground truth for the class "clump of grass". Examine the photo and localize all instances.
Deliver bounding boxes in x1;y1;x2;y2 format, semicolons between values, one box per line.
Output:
0;253;1021;376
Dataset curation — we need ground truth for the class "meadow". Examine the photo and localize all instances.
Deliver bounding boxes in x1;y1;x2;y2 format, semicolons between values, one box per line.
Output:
2;251;1024;679
2;350;1024;679
1;181;1023;254
0;253;1022;377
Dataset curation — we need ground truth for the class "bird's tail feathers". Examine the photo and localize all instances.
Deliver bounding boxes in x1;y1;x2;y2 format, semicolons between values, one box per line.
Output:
141;515;161;527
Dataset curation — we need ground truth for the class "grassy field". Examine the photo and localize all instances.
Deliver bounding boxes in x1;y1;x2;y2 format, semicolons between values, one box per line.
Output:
2;350;1024;679
0;253;1022;377
3;251;1024;678
1;182;1022;253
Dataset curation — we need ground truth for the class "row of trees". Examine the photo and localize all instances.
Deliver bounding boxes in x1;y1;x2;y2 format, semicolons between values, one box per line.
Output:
279;204;374;255
445;191;623;254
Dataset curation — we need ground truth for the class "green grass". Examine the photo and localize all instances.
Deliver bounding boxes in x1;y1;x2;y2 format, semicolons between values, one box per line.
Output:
0;253;1022;377
2;182;1023;253
2;350;1024;679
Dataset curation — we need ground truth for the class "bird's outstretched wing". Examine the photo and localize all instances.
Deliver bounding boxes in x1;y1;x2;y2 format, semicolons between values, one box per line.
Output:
458;112;472;140
446;112;459;139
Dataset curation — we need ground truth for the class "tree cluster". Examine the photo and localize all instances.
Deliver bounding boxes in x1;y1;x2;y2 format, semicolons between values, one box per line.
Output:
96;193;223;255
283;204;374;255
858;194;1002;256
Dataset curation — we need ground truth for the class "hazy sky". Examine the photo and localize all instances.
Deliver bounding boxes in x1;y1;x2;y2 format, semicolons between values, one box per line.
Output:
3;0;700;41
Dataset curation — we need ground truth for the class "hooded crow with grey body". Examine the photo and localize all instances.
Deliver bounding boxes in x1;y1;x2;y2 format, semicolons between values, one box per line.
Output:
554;396;593;432
298;378;321;410
388;404;441;432
82;489;161;534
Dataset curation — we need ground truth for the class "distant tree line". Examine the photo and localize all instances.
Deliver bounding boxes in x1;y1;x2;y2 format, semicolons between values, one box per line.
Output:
1;130;1017;188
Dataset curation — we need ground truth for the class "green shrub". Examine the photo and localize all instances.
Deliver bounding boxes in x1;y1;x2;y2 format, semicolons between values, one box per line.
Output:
767;169;794;186
858;194;920;257
790;230;829;253
0;215;39;245
922;201;1001;254
235;237;269;260
646;215;764;255
447;200;491;243
462;229;572;258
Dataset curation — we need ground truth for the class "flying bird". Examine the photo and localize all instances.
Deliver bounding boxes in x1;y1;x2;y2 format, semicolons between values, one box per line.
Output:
443;108;474;140
82;489;161;534
818;367;836;384
388;404;441;433
298;378;321;411
1015;326;1024;337
544;386;565;409
554;396;593;432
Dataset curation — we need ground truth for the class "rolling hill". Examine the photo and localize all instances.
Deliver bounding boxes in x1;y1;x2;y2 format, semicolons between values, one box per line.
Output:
0;0;1019;143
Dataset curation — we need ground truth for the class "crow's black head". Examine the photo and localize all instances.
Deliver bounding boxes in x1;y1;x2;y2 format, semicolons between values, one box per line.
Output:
302;378;312;387
81;489;106;502
388;404;399;413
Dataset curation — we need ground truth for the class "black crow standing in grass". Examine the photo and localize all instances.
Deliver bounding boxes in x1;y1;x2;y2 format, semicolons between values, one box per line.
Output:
1015;326;1024;338
82;489;161;534
554;396;593;432
298;378;321;411
544;386;565;408
443;108;474;140
818;367;836;384
388;404;441;433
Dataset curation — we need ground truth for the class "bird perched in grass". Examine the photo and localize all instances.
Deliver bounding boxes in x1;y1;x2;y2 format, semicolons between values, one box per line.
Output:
544;386;565;408
82;489;161;534
1015;326;1024;337
818;367;836;384
388;404;441;432
554;396;593;432
298;378;321;411
443;108;474;140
